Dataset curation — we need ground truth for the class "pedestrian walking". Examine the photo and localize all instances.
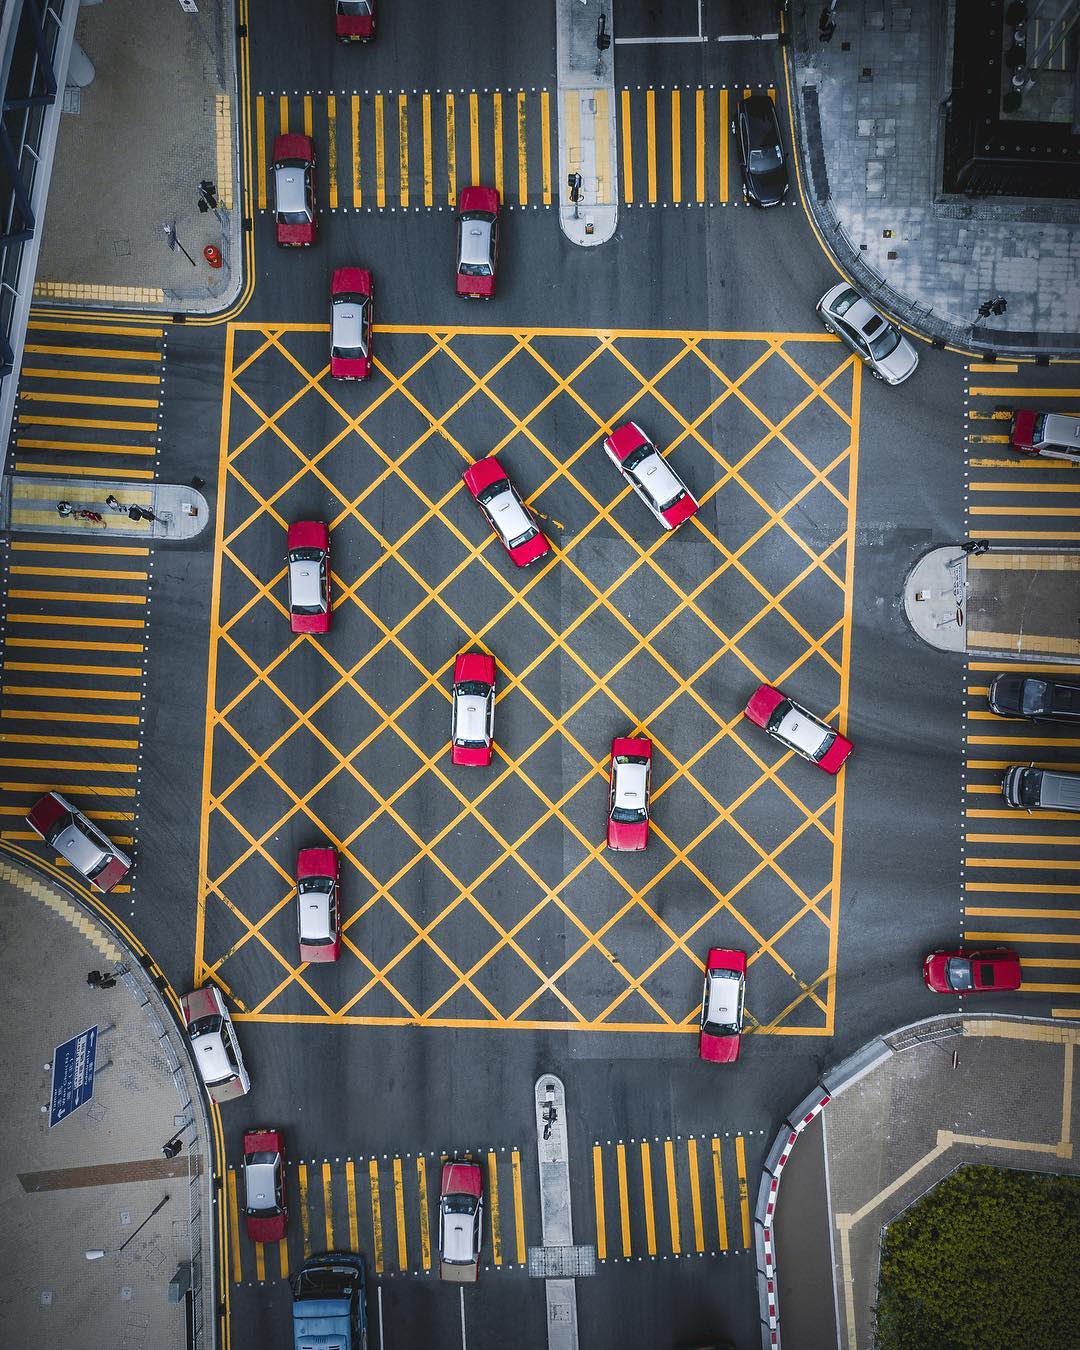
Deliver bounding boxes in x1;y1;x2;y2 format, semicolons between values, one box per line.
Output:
105;494;121;511
56;500;73;518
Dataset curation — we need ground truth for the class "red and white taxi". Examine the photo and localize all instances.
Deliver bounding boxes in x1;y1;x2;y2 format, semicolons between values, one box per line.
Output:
335;0;374;42
272;134;317;247
451;652;496;766
607;736;652;851
330;267;373;380
743;684;852;775
462;456;550;568
699;947;747;1063
455;186;500;298
242;1128;288;1242
296;846;341;962
922;948;1021;995
438;1159;484;1282
287;521;331;634
604;422;699;531
181;986;250;1103
25;791;131;892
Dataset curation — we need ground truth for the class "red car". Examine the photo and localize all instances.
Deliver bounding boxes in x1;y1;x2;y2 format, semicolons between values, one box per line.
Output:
462;456;550;568
438;1160;484;1282
242;1129;288;1241
26;791;131;892
744;684;852;775
287;521;331;634
455;186;500;298
1009;408;1080;462
603;422;699;531
922;948;1022;994
296;846;341;962
699;947;747;1063
607;736;652;850
451;652;496;766
272;134;317;247
330;268;373;380
335;0;374;42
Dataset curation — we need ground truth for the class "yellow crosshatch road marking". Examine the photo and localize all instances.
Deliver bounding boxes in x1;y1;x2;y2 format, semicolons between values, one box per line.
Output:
198;323;857;1035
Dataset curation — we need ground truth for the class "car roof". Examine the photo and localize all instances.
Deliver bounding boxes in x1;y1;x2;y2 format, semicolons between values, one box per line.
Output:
274;163;309;214
705;966;742;1025
613;758;648;810
627;448;683;505
843;298;885;337
298;885;333;941
53;821;106;872
454;691;490;743
486;484;533;543
777;705;829;757
332;296;367;347
192;1027;232;1084
289;557;324;608
459;216;494;266
244;1158;279;1208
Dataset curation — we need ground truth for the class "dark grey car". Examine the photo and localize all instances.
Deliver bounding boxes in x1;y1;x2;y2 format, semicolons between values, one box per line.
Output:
731;94;788;207
988;673;1080;723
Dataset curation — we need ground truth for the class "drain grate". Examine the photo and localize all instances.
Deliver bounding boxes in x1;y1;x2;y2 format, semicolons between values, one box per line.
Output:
62;86;80;115
527;1245;597;1278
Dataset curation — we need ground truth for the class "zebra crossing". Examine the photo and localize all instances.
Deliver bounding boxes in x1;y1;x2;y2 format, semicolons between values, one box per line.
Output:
227;1130;759;1283
254;83;780;214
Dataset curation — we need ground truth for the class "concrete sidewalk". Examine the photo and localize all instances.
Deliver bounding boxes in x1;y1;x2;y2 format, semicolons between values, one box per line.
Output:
773;1016;1080;1349
0;854;216;1349
785;0;1080;352
35;0;242;314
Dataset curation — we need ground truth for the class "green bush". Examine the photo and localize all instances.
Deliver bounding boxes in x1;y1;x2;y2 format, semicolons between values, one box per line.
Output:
873;1165;1080;1350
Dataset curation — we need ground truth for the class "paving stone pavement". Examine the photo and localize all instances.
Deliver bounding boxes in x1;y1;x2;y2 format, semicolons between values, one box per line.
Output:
786;0;1080;351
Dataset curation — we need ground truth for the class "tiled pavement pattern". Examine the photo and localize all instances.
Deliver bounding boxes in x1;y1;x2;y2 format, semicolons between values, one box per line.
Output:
200;322;859;1036
963;360;1080;1018
255;85;779;213
0;318;164;901
227;1130;759;1283
787;2;1080;342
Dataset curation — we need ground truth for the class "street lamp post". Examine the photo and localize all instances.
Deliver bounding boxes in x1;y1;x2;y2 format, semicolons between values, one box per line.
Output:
86;1194;170;1261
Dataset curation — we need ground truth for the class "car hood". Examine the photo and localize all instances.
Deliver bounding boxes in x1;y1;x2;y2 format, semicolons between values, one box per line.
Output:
748;164;787;204
987;674;1024;715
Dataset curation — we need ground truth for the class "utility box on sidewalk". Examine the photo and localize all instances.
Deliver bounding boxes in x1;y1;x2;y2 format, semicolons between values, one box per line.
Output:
168;1261;191;1304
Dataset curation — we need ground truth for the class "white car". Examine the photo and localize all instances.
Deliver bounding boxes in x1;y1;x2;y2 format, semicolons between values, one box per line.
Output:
181;986;251;1103
816;283;918;385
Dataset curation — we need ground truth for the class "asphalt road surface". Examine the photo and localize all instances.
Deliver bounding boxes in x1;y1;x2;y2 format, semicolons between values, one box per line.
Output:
9;5;1076;1349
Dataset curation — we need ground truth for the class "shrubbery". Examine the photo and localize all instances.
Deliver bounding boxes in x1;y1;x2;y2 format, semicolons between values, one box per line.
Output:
873;1165;1080;1350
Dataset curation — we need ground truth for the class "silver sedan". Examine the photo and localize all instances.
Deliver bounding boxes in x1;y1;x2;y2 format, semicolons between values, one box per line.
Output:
816;283;919;385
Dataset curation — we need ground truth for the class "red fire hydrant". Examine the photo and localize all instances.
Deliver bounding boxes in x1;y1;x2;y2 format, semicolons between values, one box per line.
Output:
203;244;222;269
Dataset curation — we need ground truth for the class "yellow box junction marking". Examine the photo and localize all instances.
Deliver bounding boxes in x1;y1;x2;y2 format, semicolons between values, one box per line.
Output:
197;324;858;1036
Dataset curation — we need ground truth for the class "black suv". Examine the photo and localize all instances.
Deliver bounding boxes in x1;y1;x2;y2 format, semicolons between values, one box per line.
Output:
732;94;788;206
988;673;1080;723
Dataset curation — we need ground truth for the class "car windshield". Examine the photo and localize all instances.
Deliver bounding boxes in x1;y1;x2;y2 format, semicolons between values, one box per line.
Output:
188;1014;222;1039
294;1263;360;1300
443;1195;478;1215
832;288;861;316
867;322;902;360
475;478;510;507
749;145;782;171
1020;680;1049;716
1031;413;1047;445
298;876;334;895
338;0;372;13
456;680;489;696
945;957;974;991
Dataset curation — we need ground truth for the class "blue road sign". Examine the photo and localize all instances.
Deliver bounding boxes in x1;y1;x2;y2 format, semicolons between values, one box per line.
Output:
50;1026;98;1128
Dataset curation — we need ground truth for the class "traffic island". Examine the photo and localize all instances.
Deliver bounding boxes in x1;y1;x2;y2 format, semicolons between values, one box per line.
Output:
2;477;210;541
555;0;618;245
904;545;1080;662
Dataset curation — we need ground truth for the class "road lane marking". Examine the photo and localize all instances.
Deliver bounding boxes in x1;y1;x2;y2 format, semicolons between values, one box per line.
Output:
735;1135;750;1247
369;1158;383;1273
487;1150;502;1264
227;1168;242;1280
516;91;527;206
670;89;681;202
616;1143;631;1256
278;93;288;135
375;94;386;208
592;1144;606;1260
510;1150;526;1264
446;93;457;205
322;1161;334;1250
695;88;705;202
621;90;633;202
541;90;551;203
327;96;338;209
299;1161;311;1261
711;1137;728;1248
423;94;433;207
417;1156;431;1269
646;89;657;202
493;91;503;199
719;89;728;200
352;95;362;207
595;88;611;203
346;1160;359;1252
398;94;409;207
664;1138;680;1253
687;1139;704;1252
393;1156;408;1270
303;94;312;138
640;1141;656;1256
469;91;480;185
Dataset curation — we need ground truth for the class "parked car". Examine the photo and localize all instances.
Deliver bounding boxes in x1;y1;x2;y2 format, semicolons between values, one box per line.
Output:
462;456;550;567
603;422;699;531
699;947;747;1063
1009;409;1080;462
335;0;374;42
292;1254;367;1349
273;134;318;247
732;94;788;206
816;283;918;385
182;986;250;1102
438;1159;484;1282
456;186;500;298
297;846;341;962
451;652;496;766
922;948;1021;994
1001;764;1080;813
287;521;331;634
25;791;131;893
607;736;652;850
743;684;853;774
243;1128;288;1241
988;673;1080;724
330;268;373;380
